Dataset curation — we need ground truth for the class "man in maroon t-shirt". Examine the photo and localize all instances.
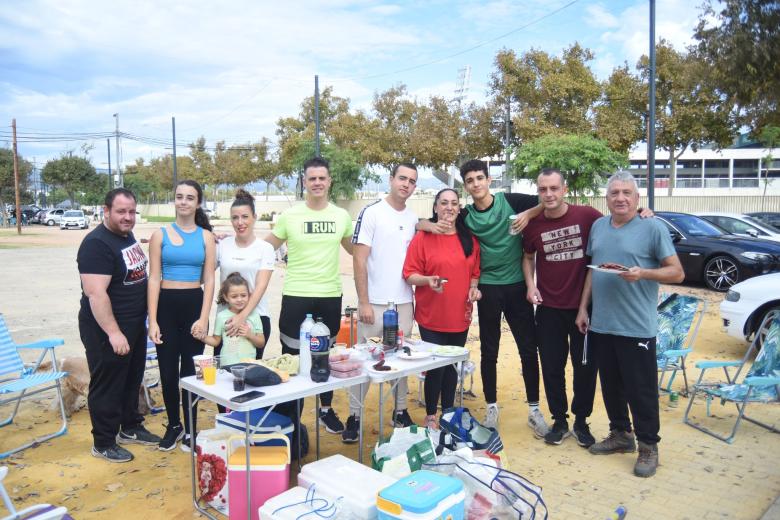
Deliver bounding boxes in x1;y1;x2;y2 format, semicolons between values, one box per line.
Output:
522;169;602;448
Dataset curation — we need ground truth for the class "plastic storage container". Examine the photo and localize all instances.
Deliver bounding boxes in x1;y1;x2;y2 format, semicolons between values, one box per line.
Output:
259;485;342;520
329;359;363;378
298;454;395;520
216;408;294;446
376;470;465;520
228;434;290;520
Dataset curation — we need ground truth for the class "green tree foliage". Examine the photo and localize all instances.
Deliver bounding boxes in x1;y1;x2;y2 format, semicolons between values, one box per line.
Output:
595;65;645;153
491;44;602;143
508;134;627;199
0;148;33;215
694;0;780;135
293;141;371;201
41;154;100;205
637;40;735;195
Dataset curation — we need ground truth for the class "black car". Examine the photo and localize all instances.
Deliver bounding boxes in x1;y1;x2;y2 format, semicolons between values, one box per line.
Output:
746;212;780;232
656;212;780;291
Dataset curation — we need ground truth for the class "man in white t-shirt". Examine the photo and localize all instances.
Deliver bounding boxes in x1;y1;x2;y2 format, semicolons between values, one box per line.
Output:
342;163;420;443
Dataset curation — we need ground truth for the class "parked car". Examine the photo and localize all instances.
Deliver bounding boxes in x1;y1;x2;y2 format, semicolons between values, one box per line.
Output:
655;212;780;291
696;212;780;243
720;272;780;349
746;212;780;232
42;208;65;226
7;205;39;223
59;210;89;230
30;209;47;224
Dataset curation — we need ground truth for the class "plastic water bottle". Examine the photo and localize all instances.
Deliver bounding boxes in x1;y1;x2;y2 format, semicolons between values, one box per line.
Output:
382;301;398;351
309;318;331;382
299;314;314;376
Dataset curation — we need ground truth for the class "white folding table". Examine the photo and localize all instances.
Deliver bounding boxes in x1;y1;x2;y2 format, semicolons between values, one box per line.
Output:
181;370;369;520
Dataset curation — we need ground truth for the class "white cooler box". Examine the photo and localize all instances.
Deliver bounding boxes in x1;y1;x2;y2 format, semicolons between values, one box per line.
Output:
259;485;340;520
297;454;395;520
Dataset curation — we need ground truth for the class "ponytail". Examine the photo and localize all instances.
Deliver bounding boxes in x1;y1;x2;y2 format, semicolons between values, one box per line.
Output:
195;207;213;232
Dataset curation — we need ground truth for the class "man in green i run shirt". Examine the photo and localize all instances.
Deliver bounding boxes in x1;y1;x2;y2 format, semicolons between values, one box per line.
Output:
422;159;547;435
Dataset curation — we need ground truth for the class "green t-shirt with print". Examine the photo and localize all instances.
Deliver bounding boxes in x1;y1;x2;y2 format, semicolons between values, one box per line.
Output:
273;202;353;297
464;192;538;285
214;309;263;366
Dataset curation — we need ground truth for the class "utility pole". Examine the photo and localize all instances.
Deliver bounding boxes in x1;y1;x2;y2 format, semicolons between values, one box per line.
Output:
172;116;178;187
113;113;122;187
106;138;112;190
314;75;320;157
504;96;511;192
12;119;21;235
647;0;657;210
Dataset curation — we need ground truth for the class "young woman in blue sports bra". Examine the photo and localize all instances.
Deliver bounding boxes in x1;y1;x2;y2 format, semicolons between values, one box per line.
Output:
147;180;216;451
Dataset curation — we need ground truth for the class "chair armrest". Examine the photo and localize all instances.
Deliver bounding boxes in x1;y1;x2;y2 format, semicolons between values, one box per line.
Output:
15;338;65;349
695;360;740;369
661;348;692;359
744;376;780;386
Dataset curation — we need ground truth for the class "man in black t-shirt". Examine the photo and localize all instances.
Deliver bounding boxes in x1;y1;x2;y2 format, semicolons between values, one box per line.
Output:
78;188;161;463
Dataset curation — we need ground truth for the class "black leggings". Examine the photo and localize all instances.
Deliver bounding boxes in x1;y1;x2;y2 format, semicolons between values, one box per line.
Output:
419;325;468;416
156;288;205;435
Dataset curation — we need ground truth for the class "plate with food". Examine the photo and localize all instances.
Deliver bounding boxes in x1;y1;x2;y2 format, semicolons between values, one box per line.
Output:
396;347;432;361
432;345;468;357
588;263;630;274
368;359;398;374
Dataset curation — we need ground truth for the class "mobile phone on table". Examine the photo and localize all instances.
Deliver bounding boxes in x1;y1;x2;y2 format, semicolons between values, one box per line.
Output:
230;390;265;403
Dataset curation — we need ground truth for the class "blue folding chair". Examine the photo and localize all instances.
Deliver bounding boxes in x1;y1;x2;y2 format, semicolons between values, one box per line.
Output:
142;336;165;414
0;314;68;459
684;314;780;443
656;294;707;396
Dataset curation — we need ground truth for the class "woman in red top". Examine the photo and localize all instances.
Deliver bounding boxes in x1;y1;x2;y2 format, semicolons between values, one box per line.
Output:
403;188;481;429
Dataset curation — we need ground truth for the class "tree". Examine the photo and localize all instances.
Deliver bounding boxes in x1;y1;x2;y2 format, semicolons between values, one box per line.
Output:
0;148;33;216
694;0;780;135
637;41;735;195
491;44;602;144
508;134;627;199
293;141;375;201
594;65;645;154
229;139;281;199
41;154;99;206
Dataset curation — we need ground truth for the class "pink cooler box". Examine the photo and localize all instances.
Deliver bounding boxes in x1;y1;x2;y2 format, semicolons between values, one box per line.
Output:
228;433;290;520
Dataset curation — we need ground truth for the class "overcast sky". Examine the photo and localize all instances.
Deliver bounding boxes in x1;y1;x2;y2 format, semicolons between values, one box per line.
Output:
0;0;703;171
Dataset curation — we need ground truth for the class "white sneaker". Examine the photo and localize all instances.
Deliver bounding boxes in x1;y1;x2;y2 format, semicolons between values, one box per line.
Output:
528;408;550;439
484;404;499;429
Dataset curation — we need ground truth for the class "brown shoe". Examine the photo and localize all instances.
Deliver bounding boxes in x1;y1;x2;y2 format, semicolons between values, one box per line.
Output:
588;429;636;455
634;441;659;478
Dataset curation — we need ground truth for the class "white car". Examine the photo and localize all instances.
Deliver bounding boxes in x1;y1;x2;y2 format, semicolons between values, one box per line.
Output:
697;212;780;243
60;210;89;230
720;272;780;348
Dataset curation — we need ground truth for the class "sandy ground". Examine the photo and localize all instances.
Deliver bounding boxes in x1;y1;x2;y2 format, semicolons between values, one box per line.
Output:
1;222;779;519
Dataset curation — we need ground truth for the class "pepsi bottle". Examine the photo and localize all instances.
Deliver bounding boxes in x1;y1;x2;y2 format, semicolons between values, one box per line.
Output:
309;318;331;382
382;301;398;351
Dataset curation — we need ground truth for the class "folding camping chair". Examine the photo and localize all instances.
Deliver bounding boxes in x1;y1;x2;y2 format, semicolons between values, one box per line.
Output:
0;314;68;459
656;293;707;396
142;337;165;414
683;314;780;443
1;466;69;520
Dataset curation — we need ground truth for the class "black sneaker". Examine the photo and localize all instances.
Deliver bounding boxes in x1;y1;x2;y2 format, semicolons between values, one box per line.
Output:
158;423;184;451
573;421;596;448
393;409;415;428
180;434;197;453
92;444;133;463
318;409;345;434
342;415;359;444
544;419;571;445
117;425;162;446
